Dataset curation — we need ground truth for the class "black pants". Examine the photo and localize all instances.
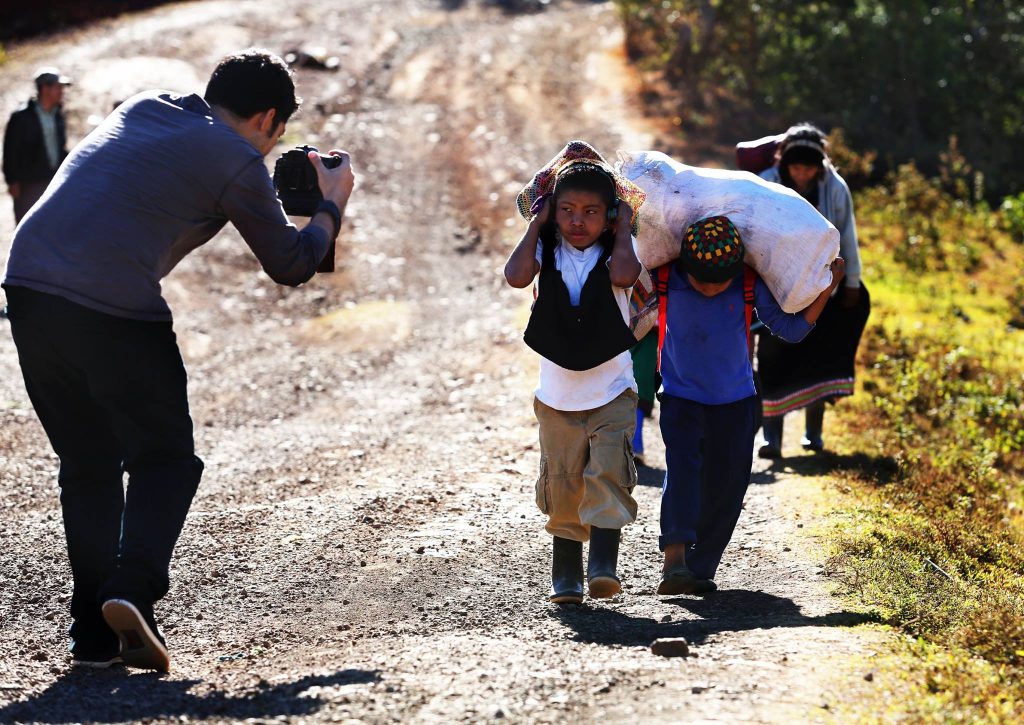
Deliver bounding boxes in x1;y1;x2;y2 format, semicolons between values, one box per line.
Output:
658;393;756;580
4;286;203;644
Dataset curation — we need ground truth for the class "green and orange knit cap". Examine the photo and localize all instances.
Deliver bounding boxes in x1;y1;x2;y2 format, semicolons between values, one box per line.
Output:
677;216;745;283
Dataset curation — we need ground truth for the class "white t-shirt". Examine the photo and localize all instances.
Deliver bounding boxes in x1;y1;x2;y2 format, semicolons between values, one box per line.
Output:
532;237;638;412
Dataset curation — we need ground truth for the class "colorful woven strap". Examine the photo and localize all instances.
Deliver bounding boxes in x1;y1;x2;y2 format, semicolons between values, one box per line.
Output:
515;140;646;235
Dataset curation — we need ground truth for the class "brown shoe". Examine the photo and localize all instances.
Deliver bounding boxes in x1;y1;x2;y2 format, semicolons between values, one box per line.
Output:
657;565;717;595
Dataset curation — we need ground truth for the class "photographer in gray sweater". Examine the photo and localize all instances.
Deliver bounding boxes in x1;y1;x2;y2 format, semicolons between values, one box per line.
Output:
2;49;355;672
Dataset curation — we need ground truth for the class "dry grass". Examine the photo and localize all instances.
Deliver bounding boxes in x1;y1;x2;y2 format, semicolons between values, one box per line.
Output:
824;162;1024;719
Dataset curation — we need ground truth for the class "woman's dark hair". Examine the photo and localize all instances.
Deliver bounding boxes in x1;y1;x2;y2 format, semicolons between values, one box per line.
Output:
539;162;618;251
204;49;300;125
778;123;827;203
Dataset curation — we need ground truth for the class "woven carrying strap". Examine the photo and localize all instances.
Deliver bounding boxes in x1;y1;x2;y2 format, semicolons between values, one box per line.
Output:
515;140;646;235
629;266;658;341
656;265;758;373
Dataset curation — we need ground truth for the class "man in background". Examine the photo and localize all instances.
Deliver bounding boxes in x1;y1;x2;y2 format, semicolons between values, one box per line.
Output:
3;67;71;223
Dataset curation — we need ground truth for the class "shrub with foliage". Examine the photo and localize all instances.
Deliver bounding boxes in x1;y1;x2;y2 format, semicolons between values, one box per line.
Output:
614;0;1024;199
858;163;993;275
824;159;1024;716
1002;193;1024;244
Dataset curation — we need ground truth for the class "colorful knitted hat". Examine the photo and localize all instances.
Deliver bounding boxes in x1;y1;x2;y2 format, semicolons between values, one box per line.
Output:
677;216;745;283
516;140;645;235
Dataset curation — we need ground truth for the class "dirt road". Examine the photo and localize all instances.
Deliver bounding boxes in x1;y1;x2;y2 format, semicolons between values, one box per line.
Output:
0;1;889;721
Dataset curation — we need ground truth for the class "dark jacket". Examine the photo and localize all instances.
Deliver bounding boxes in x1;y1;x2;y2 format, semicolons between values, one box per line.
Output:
3;99;68;185
523;236;637;371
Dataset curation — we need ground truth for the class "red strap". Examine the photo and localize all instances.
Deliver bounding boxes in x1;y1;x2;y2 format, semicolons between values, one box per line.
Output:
656;265;670;372
743;264;756;359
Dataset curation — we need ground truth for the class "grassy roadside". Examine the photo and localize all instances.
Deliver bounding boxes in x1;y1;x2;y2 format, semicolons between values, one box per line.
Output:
819;161;1024;720
608;1;1024;715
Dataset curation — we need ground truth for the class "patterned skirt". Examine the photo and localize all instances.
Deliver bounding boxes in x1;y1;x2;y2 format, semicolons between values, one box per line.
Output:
757;284;871;418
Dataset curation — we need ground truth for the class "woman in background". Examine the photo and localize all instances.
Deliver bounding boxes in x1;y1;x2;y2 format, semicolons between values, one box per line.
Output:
756;123;870;457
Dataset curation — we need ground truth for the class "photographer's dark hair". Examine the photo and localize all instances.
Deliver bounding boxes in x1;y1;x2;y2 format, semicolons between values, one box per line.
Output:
205;50;300;125
539;162;618;251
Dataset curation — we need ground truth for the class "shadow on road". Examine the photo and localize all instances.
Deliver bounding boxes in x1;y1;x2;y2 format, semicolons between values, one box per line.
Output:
0;668;379;724
751;450;899;487
638;449;897;489
551;589;880;648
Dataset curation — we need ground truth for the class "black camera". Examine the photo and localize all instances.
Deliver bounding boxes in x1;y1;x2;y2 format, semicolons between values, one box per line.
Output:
273;145;342;215
273;145;341;272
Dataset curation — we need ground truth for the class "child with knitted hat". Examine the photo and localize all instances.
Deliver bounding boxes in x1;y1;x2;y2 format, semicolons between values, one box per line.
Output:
504;141;646;604
656;216;844;594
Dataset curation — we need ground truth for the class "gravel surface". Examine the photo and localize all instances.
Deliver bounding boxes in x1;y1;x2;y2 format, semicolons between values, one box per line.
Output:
0;1;889;722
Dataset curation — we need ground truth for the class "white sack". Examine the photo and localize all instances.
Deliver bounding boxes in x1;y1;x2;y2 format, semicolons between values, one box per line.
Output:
617;150;840;313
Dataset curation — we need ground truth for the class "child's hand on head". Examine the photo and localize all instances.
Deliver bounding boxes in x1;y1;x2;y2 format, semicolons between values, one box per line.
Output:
530;193;552;226
614;200;634;234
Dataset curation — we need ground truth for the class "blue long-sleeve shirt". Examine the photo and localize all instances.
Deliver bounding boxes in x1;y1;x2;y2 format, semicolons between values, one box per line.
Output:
660;266;814;405
3;91;329;321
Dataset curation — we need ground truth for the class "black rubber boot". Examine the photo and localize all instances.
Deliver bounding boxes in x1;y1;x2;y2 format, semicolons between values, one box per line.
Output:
802;402;825;451
759;416;783;459
550;536;584;604
587;527;621;599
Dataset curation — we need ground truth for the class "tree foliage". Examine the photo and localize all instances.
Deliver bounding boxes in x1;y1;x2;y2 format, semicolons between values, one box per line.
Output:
615;0;1024;198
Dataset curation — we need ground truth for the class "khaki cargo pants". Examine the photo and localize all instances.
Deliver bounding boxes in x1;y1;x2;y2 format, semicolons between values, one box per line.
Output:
533;389;639;542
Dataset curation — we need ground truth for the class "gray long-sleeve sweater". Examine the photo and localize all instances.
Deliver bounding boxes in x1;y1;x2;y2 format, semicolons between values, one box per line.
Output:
3;90;329;321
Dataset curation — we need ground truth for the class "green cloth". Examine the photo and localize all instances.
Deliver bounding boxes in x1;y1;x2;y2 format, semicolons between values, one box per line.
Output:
630;330;658;405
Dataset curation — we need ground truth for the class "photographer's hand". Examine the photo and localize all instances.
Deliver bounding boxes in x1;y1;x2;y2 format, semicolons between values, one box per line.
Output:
310;150;355;208
307;150;355;243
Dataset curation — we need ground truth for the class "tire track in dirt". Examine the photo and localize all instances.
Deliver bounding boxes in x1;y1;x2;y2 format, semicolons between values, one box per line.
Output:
0;1;890;722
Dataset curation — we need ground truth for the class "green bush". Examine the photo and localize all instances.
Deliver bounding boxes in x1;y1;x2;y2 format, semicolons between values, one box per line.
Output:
613;1;1024;199
825;162;1024;715
858;160;994;275
871;332;1024;471
1002;193;1024;244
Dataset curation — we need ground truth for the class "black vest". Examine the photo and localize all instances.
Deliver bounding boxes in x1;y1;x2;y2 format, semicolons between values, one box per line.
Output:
523;237;637;371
